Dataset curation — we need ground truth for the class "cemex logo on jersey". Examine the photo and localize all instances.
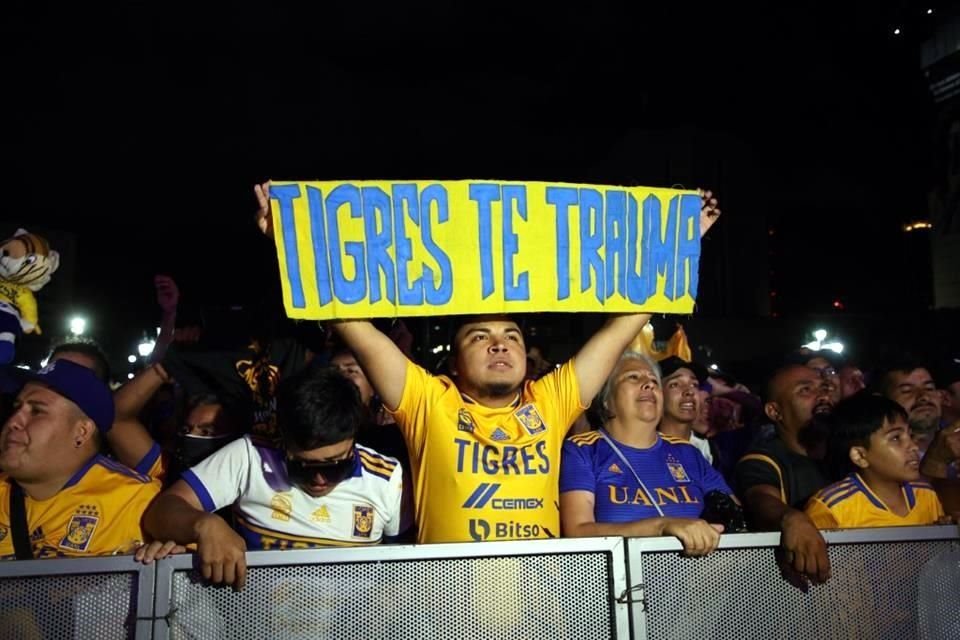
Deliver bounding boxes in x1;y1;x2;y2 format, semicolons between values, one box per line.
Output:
462;483;544;510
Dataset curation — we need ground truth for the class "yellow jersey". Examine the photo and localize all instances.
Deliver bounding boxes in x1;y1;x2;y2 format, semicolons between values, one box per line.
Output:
389;360;586;543
804;472;944;529
0;455;161;559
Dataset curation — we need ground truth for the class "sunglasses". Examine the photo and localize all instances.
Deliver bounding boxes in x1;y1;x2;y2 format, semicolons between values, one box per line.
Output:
285;450;356;485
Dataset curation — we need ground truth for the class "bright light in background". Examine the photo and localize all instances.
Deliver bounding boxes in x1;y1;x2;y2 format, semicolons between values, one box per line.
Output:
804;329;844;354
16;364;30;370
824;342;844;354
137;339;156;357
127;355;137;364
69;317;86;336
156;327;161;336
127;373;135;380
431;345;444;354
893;27;901;35
40;357;49;368
709;364;719;371
928;9;934;15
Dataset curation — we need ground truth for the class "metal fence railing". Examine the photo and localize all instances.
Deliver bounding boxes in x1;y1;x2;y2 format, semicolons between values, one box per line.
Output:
1;527;957;640
625;525;960;640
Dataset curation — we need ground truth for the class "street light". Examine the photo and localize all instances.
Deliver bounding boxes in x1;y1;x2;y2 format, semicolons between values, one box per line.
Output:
127;355;137;364
69;317;86;336
137;338;156;358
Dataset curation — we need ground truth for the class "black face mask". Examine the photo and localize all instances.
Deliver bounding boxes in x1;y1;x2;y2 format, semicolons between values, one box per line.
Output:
174;434;237;470
285;453;356;488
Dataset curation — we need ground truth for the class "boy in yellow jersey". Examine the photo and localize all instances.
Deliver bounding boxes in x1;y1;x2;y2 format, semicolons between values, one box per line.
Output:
0;360;160;558
254;183;723;543
805;392;946;529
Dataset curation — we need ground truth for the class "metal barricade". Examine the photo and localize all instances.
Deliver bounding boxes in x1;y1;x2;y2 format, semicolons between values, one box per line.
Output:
0;555;155;640
152;537;631;640
625;525;960;640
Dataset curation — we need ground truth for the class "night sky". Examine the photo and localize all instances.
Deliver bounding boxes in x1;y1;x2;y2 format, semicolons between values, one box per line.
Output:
2;2;946;374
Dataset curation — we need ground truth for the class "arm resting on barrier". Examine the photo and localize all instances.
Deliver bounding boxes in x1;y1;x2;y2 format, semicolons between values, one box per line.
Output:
560;490;723;557
744;485;830;585
142;481;248;590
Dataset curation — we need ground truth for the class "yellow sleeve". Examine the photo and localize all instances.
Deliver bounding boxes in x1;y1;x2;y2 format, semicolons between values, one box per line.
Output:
528;360;589;443
386;361;447;460
93;479;161;554
804;497;840;529
16;289;38;333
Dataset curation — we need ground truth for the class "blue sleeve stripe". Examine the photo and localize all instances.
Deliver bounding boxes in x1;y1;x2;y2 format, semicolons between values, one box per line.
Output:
134;443;162;475
824;488;860;508
181;469;217;512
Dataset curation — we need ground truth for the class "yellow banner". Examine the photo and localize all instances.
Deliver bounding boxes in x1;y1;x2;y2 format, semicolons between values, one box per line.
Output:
270;180;702;320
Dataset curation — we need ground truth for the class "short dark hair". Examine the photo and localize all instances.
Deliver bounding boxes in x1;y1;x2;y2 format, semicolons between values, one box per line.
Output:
870;357;932;397
448;314;522;354
276;366;364;451
826;391;909;476
49;338;111;382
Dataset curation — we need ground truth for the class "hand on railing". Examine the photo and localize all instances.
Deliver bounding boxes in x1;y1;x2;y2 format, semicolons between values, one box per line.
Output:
778;510;831;591
195;515;248;591
134;540;187;564
662;518;724;557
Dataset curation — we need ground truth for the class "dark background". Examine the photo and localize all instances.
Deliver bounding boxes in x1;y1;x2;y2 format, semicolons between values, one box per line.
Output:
1;1;952;384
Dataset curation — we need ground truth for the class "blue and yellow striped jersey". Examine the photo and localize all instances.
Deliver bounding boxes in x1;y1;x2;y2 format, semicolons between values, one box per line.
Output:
804;472;944;529
0;455;161;559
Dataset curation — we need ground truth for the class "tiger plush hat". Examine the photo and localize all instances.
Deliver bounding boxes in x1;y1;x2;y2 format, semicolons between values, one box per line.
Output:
0;229;60;363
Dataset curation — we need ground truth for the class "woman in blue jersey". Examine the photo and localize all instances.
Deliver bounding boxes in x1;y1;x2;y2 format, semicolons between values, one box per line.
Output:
559;351;735;556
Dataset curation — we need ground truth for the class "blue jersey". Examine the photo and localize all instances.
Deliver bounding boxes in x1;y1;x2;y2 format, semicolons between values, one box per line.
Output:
560;431;732;522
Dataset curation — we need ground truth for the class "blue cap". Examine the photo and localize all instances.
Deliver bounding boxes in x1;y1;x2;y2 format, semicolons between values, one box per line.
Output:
4;360;115;433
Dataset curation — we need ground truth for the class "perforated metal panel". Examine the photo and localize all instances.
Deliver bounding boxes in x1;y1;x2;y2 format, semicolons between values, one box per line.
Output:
636;538;960;640
0;572;137;640
167;552;615;640
917;550;960;640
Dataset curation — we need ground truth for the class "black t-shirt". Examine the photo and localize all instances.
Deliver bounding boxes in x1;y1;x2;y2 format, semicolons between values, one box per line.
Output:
734;431;828;510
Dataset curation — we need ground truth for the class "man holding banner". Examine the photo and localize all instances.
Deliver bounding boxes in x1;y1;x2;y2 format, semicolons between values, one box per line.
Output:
254;179;720;545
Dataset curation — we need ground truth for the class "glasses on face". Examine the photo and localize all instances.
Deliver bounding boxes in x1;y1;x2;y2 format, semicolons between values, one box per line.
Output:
285;449;356;486
812;366;838;379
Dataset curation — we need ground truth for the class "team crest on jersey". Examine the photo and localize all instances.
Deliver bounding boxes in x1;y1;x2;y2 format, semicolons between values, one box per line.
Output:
457;409;476;433
353;505;374;538
271;494;293;522
59;514;99;552
514;404;546;435
666;460;690;483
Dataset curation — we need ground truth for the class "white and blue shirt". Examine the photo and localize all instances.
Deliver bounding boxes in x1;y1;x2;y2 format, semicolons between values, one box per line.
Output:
182;435;402;549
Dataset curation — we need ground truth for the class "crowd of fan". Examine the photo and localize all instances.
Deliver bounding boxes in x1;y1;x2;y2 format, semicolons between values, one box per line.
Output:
1;189;957;597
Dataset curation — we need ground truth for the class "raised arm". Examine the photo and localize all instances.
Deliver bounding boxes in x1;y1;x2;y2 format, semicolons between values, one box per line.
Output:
572;190;722;405
108;363;170;470
255;181;411;410
572;314;653;406
331;321;411;411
